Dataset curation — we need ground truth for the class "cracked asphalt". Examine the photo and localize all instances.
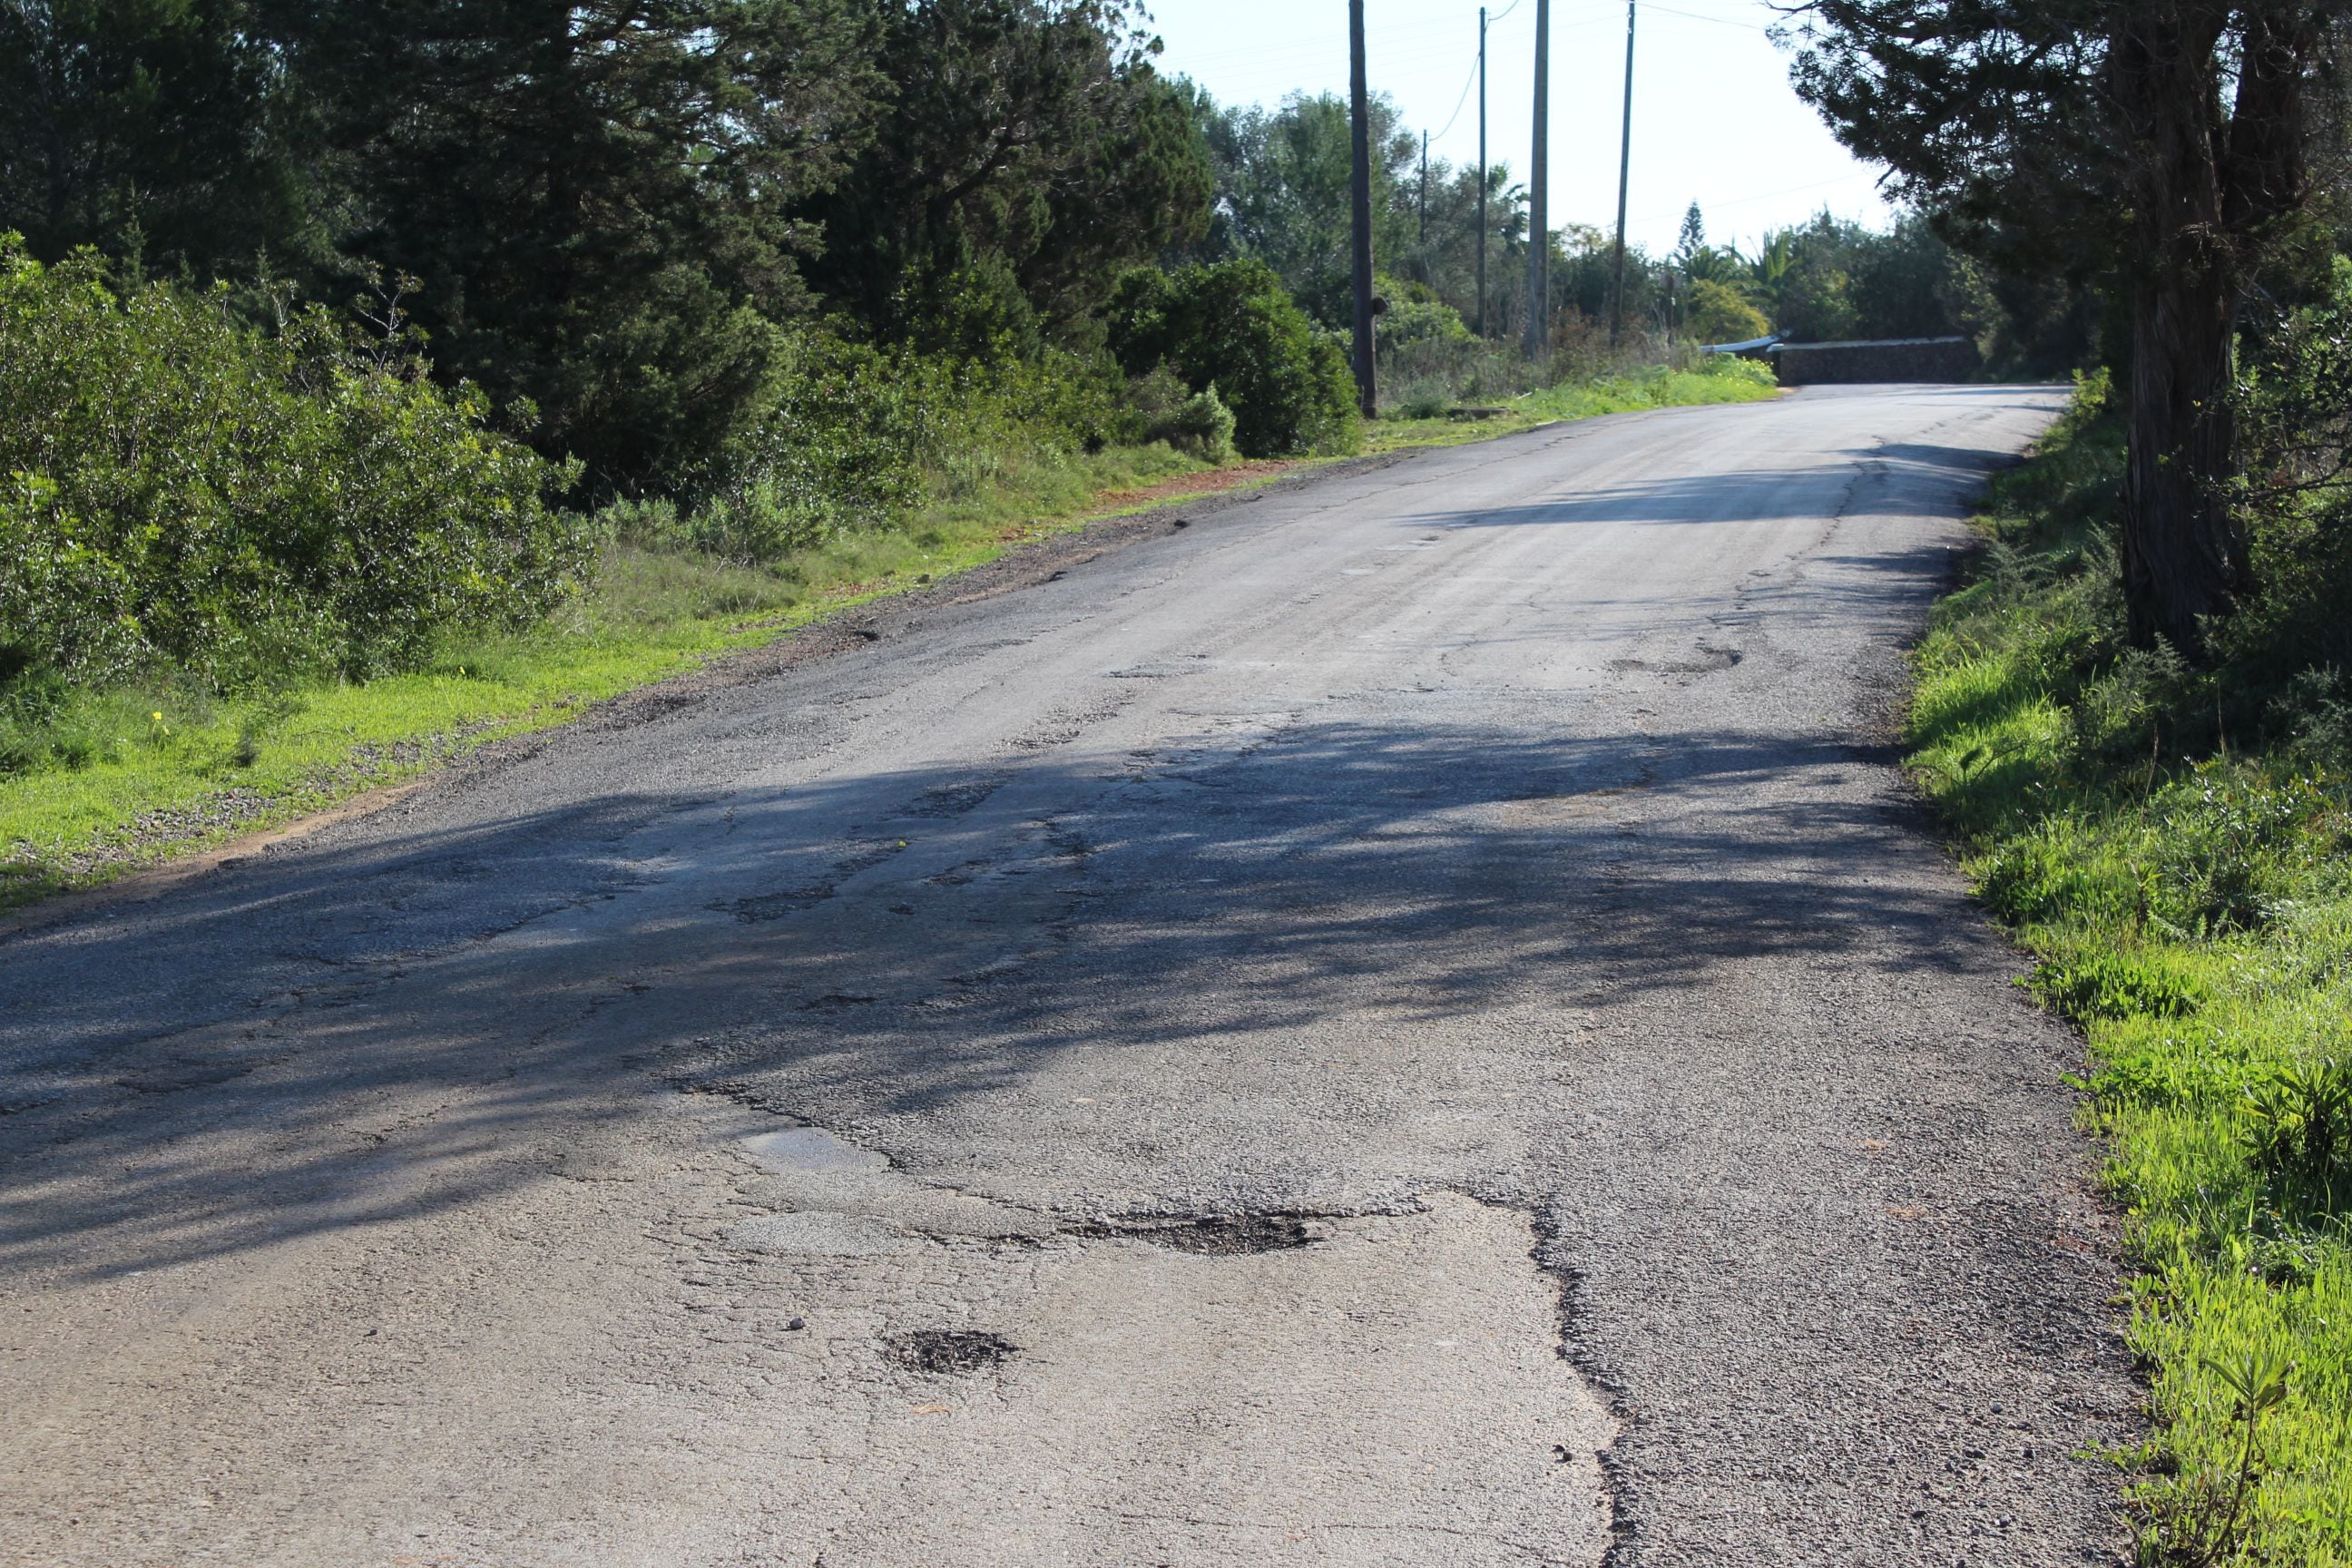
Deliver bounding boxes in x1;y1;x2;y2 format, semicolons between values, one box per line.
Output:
0;385;2135;1566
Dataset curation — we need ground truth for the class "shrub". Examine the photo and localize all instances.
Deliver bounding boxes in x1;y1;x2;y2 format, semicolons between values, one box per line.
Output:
1106;259;1358;457
1682;278;1771;346
1127;366;1237;461
1373;279;1474;351
0;238;583;692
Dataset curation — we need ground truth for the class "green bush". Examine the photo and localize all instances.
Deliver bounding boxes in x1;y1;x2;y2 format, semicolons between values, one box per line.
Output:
653;329;1132;567
0;238;583;695
1683;278;1771;345
1126;366;1237;461
673;331;938;561
1373;279;1474;350
1105;259;1358;457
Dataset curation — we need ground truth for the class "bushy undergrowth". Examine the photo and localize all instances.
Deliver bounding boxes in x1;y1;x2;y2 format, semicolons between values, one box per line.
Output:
601;330;1131;567
0;240;583;710
1107;258;1358;458
1910;372;2352;1563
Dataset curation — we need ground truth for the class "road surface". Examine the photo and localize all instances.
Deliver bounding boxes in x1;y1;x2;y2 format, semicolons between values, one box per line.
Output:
0;385;2134;1566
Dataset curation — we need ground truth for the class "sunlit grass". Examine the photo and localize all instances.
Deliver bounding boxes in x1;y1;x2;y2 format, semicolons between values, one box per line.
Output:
1908;384;2352;1563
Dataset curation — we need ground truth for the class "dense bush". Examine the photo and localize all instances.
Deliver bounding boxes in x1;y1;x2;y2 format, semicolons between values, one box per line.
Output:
0;239;583;693
2219;257;2352;698
1682;279;1771;346
1125;366;1236;461
605;328;1134;566
1105;259;1357;458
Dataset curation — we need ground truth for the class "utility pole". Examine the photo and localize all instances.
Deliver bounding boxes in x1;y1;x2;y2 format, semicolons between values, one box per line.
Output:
1608;0;1637;347
1348;0;1377;417
1524;0;1548;360
1476;5;1487;338
1418;130;1429;247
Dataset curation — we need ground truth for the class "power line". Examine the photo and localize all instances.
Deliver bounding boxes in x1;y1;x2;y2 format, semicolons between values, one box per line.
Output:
1640;1;1769;30
1428;47;1482;142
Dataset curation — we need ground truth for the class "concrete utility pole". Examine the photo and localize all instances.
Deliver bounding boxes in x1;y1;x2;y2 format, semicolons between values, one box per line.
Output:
1524;0;1549;360
1608;1;1637;347
1349;0;1377;416
1418;130;1429;246
1476;5;1488;338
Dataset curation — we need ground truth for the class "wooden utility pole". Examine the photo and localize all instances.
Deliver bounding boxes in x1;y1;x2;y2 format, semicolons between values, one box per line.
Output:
1608;1;1636;347
1418;130;1429;246
1476;5;1487;338
1524;0;1548;359
1348;0;1377;416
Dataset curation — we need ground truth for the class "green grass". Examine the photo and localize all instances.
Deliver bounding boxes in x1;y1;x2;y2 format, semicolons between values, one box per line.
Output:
1365;357;1780;453
1908;377;2352;1564
0;356;1779;914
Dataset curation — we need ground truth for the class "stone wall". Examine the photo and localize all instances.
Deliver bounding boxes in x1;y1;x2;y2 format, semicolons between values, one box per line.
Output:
1770;337;1980;386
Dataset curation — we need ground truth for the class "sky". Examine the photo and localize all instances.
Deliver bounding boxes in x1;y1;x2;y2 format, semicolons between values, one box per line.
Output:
1141;0;1899;258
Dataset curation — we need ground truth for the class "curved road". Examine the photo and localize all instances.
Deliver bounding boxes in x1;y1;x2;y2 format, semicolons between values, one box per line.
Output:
1;385;2132;1566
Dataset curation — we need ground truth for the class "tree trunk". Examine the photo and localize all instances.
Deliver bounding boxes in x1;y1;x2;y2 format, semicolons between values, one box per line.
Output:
2109;5;2250;657
2121;256;2247;655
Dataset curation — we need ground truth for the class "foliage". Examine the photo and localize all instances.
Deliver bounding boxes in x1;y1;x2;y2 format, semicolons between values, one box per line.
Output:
1187;87;1417;326
0;238;582;707
2218;255;2352;693
1907;377;2352;1564
1126;366;1236;462
1375;277;1476;350
804;0;1210;349
1106;258;1358;457
272;0;885;497
1681;279;1770;346
0;0;320;276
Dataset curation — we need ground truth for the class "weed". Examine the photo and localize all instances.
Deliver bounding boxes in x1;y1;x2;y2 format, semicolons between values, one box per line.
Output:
2034;952;2208;1023
2241;1056;2352;1192
2134;1349;2292;1567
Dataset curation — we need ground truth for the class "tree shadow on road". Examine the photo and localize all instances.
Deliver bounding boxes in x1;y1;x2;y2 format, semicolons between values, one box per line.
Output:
0;705;2034;1281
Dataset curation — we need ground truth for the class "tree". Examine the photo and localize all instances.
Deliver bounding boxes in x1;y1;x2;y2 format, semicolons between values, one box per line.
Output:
1188;87;1416;325
1675;201;1707;265
1105;258;1357;456
802;0;1211;348
275;0;886;494
0;0;318;274
1788;2;2351;655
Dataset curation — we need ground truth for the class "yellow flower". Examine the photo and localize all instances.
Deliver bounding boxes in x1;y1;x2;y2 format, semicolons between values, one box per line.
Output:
151;711;162;722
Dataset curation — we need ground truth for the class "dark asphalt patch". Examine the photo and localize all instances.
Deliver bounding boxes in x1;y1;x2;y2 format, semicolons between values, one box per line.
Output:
885;1330;1018;1375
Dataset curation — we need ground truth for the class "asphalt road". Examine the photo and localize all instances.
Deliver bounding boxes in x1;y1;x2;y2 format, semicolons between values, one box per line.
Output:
0;385;2135;1567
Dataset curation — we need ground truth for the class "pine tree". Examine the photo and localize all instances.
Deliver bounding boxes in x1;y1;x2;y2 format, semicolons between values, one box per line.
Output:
275;0;885;492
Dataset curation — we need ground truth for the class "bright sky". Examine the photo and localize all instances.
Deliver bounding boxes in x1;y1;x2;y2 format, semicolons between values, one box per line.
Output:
1142;0;1897;257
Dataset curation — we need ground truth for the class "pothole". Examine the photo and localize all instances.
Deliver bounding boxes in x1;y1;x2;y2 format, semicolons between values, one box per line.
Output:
1608;643;1742;675
885;1329;1018;1375
740;1127;891;1176
895;779;1005;818
1073;1212;1323;1255
721;884;834;921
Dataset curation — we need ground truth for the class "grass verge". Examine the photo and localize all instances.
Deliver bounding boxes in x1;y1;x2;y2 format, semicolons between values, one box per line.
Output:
1908;379;2352;1564
1365;358;1779;454
0;358;1779;915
